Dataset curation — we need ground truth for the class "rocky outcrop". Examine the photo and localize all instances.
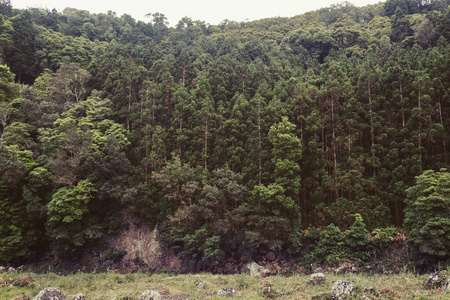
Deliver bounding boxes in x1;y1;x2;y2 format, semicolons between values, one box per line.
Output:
138;290;161;300
33;288;67;300
331;280;354;300
103;221;181;272
245;262;270;278
309;273;326;285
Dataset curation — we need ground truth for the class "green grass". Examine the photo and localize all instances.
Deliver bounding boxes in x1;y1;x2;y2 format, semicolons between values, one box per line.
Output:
0;270;449;299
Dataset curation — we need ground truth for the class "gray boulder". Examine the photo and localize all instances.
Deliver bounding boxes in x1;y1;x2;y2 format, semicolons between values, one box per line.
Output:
217;288;237;298
309;272;326;285
331;280;354;300
138;290;161;300
425;271;444;289
8;267;17;273
33;287;68;300
444;278;449;293
0;266;5;273
245;262;270;277
72;294;85;300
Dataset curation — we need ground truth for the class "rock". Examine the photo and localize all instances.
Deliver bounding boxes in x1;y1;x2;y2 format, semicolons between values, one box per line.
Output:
195;281;205;291
17;265;25;272
0;266;5;273
350;266;360;273
8;267;17;273
71;294;85;300
217;288;237;298
331;281;354;300
266;251;276;261
334;265;348;275
33;288;68;300
309;273;326;285
138;290;161;300
444;279;450;293
245;262;270;278
425;271;444;289
224;262;234;273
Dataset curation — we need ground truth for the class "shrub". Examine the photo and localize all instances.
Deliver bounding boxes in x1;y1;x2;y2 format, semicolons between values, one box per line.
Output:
345;213;371;261
404;169;450;269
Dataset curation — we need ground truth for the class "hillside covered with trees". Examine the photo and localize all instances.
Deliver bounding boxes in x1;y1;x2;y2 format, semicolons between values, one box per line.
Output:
0;0;449;271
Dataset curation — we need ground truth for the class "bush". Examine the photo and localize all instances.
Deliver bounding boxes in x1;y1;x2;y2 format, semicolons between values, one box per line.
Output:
314;224;345;265
404;169;450;269
345;214;371;261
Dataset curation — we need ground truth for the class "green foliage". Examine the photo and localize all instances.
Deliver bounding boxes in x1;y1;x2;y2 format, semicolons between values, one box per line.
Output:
345;214;371;261
314;224;345;265
404;169;450;269
0;0;449;266
46;179;100;252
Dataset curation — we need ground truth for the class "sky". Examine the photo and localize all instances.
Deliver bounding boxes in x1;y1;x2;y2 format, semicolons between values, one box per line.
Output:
11;0;383;27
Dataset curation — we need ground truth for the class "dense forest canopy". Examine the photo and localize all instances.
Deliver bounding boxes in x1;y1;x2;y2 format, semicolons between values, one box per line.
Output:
0;0;449;269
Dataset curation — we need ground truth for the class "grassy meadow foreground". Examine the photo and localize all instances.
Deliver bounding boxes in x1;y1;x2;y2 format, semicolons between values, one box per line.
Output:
1;271;449;299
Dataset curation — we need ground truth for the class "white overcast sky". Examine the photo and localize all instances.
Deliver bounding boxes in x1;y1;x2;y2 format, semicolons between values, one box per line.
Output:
11;0;383;27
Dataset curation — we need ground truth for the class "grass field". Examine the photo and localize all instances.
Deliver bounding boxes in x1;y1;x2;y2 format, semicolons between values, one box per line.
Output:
1;270;449;299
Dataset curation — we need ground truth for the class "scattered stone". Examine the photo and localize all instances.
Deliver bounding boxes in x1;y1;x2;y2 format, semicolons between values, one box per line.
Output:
309;273;326;285
334;265;348;275
350;266;360;273
0;266;5;273
71;294;85;300
33;287;68;300
425;271;444;289
266;251;276;261
195;281;205;291
17;265;25;272
245;262;270;278
224;262;234;273
8;267;17;273
444;278;449;293
217;288;237;298
138;290;161;300
331;280;354;300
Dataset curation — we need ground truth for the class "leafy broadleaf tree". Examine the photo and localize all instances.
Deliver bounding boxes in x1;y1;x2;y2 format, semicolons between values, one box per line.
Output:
46;178;100;253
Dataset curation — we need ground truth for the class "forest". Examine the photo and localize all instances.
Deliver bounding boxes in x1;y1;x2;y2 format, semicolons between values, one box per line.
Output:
0;0;449;271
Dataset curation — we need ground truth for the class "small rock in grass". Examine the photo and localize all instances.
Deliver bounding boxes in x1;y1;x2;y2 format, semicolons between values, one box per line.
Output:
33;287;67;300
309;273;326;285
444;278;450;293
138;290;161;300
425;271;444;289
331;280;354;300
217;288;237;298
71;294;85;300
245;262;270;278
